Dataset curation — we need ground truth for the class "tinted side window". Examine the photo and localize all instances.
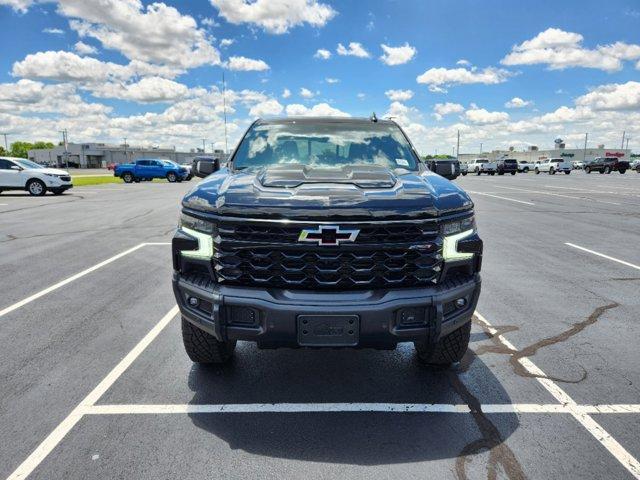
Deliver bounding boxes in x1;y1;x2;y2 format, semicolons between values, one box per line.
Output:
137;160;150;166
0;159;14;170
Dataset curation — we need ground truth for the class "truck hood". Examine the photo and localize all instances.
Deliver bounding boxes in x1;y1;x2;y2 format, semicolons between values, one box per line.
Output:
182;164;473;220
33;167;70;175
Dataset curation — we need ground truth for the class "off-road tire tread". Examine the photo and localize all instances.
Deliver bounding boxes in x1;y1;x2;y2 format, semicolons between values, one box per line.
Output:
181;317;235;364
415;321;471;366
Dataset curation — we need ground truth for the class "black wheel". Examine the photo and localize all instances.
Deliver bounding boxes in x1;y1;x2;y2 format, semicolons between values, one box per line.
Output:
461;172;467;176
619;169;626;174
27;179;46;196
414;321;471;366
599;169;604;174
167;172;177;183
498;171;504;175
490;172;495;176
523;167;529;173
123;172;134;183
181;317;236;364
549;168;555;175
52;188;64;195
565;171;571;175
535;168;540;175
604;166;611;174
476;169;481;176
511;171;516;175
585;167;591;173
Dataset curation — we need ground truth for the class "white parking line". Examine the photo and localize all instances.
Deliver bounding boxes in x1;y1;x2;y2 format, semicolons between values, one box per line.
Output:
466;190;535;206
0;242;171;319
565;243;640;271
494;185;622;206
83;403;640;415
474;312;640;479
6;305;180;480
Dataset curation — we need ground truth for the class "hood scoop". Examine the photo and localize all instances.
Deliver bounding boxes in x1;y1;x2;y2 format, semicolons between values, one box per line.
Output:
257;164;397;189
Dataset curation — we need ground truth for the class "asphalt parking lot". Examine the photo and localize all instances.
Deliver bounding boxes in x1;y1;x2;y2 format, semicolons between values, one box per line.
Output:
1;171;639;480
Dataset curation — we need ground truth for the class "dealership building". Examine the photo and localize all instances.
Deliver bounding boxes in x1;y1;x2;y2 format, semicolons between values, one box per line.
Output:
27;143;227;168
458;140;631;165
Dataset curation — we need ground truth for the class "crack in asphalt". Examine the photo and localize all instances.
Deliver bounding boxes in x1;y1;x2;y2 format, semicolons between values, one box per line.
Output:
450;351;527;480
0;194;84;214
472;302;619;384
0;223;175;243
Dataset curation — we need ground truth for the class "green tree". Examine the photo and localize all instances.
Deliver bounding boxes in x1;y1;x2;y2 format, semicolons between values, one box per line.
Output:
9;141;34;158
0;146;6;156
33;141;54;150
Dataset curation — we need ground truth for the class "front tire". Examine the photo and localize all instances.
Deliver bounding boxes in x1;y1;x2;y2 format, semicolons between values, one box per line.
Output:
167;172;177;183
585;167;591;174
565;171;571;175
182;318;236;364
523;167;529;173
27;179;46;196
535;168;540;175
619;169;626;174
549;168;555;175
604;166;611;174
122;172;134;183
511;171;516;175
414;321;471;366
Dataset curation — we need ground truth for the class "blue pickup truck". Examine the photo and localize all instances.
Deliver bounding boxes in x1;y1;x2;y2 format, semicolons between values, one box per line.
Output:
114;159;190;183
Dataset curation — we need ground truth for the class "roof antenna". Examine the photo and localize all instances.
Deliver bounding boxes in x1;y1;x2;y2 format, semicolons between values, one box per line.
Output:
370;112;378;123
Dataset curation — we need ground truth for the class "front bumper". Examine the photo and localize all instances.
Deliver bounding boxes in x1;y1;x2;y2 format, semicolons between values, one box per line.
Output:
174;272;481;349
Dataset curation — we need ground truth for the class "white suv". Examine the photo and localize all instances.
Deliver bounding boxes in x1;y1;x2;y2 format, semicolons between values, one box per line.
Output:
0;157;73;195
535;158;573;175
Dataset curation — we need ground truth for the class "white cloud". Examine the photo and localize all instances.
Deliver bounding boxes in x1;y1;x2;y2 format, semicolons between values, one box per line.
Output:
505;97;533;108
219;38;235;48
91;77;189;103
384;89;414;101
501;28;640;72
210;0;336;34
299;87;315;98
325;77;339;84
379;42;416;66
456;59;470;66
336;42;370;58
575;81;640;111
356;93;366;100
249;98;284;117
0;0;34;13
282;88;291;98
535;106;594;124
464;106;509;124
226;55;270;71
433;102;464;120
314;48;331;60
74;41;98;55
57;0;221;69
43;28;65;35
416;66;512;92
285;102;349;117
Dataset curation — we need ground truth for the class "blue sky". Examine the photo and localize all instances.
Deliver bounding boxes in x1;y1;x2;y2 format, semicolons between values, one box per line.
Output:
1;0;639;154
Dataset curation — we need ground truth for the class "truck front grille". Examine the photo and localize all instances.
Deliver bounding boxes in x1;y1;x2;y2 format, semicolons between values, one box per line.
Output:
212;220;443;290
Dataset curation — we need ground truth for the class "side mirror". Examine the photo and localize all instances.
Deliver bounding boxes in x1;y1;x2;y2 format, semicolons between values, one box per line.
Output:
11;165;22;171
193;158;220;178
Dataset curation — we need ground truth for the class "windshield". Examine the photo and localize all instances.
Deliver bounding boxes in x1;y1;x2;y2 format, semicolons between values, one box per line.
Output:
15;159;43;169
161;160;178;166
233;122;419;171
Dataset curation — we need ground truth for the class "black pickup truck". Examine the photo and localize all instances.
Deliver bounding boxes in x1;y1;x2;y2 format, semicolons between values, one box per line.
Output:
584;157;629;174
172;117;482;367
496;158;518;175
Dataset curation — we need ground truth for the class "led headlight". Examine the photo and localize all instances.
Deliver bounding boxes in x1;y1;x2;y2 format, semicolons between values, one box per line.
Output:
178;212;215;260
441;214;476;261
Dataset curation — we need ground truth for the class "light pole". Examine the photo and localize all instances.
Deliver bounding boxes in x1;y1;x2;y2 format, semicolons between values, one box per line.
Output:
123;137;127;162
456;130;460;159
583;133;588;163
1;133;8;151
479;142;483;154
202;139;206;153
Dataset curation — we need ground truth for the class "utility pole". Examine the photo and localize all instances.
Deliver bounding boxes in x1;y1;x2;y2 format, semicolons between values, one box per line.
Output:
1;133;8;151
625;137;630;151
456;129;460;159
123;137;127;162
202;139;206;153
583;133;588;163
60;129;69;168
222;72;229;154
480;142;483;154
210;142;215;154
621;131;626;149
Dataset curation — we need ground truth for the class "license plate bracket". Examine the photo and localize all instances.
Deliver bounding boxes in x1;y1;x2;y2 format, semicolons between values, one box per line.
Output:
297;314;359;347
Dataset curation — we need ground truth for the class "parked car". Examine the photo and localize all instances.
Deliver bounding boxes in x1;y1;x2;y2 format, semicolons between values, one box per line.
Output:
572;161;584;170
535;158;573;175
0;157;73;196
517;160;535;173
496;158;518;175
114;158;189;183
468;158;497;175
460;163;468;176
424;158;460;180
584;157;630;174
630;159;640;172
173;117;483;366
180;162;194;180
